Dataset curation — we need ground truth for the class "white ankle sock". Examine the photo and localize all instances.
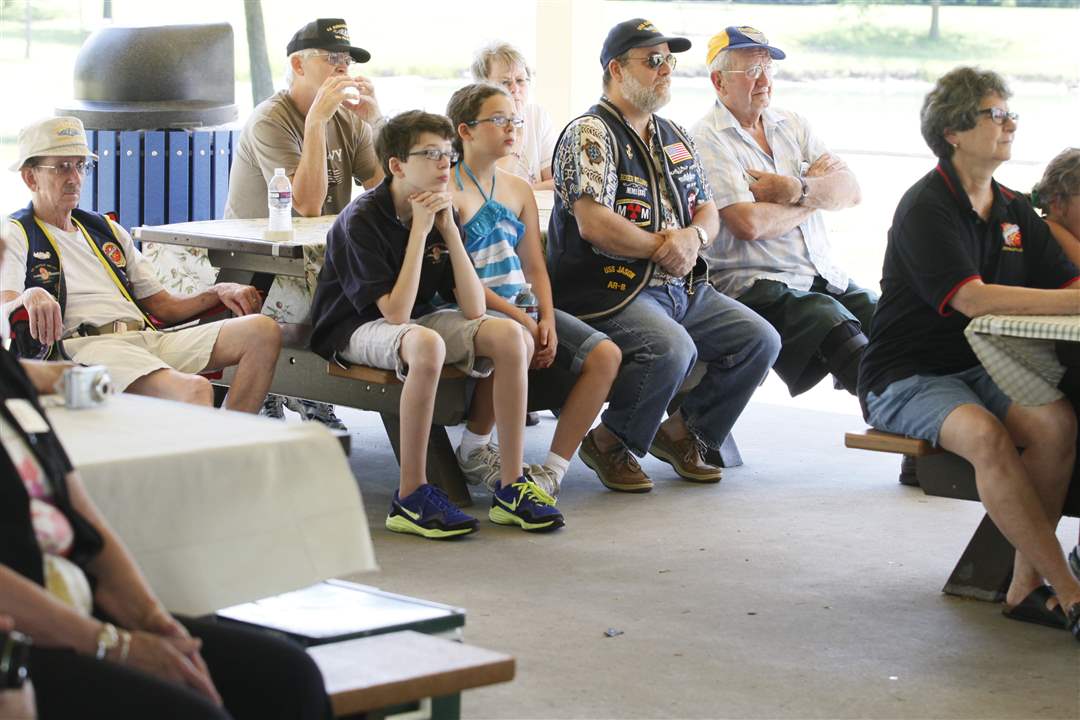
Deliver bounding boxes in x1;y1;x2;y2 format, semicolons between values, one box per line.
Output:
459;429;491;457
544;452;569;482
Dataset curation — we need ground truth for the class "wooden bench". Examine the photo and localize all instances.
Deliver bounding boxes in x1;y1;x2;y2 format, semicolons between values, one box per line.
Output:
845;428;1080;602
308;630;515;720
218;324;742;507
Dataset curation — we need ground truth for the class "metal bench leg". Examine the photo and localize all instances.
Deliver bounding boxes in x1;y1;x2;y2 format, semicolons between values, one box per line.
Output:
702;433;743;468
379;414;473;508
942;513;1014;602
431;694;461;720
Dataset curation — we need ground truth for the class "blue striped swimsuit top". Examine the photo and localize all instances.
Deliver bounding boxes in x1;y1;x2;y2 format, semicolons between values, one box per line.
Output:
456;162;527;302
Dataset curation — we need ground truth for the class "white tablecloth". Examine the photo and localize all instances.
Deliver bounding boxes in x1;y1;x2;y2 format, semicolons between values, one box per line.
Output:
965;314;1080;405
46;394;377;615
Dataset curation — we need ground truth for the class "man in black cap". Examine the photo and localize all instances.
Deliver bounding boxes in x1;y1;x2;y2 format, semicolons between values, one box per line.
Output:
227;18;385;426
548;18;780;494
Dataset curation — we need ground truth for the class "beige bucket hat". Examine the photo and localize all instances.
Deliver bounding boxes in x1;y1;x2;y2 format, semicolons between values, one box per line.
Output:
9;116;98;172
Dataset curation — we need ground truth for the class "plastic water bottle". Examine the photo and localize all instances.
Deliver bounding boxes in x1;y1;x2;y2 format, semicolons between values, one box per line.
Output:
515;283;539;322
266;168;293;239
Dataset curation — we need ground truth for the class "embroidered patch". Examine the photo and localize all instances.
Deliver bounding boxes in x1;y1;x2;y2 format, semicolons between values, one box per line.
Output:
101;241;126;267
32;250;52;260
615;199;652;227
426;243;449;263
1001;223;1023;251
664;142;692;164
33;264;60;284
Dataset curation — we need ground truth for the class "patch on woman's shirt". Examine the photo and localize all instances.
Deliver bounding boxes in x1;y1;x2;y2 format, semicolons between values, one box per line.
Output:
1001;223;1023;252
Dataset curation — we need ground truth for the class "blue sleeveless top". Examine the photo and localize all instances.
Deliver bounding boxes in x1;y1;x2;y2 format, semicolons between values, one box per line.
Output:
455;163;528;301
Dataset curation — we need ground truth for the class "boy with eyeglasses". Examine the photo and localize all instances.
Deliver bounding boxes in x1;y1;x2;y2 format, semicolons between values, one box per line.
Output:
226;18;386;428
309;111;564;539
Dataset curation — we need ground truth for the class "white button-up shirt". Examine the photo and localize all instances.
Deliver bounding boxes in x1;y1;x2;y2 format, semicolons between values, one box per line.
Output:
691;100;848;297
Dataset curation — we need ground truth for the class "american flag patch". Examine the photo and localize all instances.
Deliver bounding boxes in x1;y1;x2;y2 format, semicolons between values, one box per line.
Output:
664;142;692;164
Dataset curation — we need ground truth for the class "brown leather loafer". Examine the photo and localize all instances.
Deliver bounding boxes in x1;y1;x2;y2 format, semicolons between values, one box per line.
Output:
578;430;653;493
648;426;722;483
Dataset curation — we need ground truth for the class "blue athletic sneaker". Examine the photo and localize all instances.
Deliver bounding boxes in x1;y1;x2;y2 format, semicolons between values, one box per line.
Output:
386;485;479;539
489;476;564;532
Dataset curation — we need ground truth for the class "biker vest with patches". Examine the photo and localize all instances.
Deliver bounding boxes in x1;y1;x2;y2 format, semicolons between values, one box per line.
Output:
9;204;154;328
547;99;708;321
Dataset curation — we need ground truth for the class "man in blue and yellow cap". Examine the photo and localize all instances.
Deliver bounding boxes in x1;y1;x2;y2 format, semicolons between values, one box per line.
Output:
691;26;873;400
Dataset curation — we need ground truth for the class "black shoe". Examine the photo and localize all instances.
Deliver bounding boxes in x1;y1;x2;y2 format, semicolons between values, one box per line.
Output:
526;411;540;426
898;454;919;487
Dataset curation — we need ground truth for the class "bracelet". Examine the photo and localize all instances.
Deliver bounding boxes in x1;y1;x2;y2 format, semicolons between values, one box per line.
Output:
118;630;132;663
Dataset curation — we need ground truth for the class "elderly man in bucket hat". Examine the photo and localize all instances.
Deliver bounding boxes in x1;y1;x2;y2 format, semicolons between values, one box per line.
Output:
226;17;385;427
547;18;780;493
691;26;873;398
2;116;280;412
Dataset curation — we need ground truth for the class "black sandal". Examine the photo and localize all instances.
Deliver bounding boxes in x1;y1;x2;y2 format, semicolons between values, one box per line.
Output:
1002;586;1067;630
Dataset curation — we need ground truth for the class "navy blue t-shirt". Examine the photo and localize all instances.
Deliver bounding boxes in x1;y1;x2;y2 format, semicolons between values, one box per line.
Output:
858;158;1079;402
309;178;460;359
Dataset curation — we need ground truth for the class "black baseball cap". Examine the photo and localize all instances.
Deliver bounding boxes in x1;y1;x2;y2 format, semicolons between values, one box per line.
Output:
600;18;691;69
286;18;370;63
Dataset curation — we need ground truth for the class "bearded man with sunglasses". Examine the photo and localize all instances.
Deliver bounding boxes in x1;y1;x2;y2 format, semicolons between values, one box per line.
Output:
691;27;874;404
226;18;385;427
548;18;780;493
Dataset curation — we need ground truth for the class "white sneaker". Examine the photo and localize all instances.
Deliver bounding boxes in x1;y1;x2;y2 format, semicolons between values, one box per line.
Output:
456;443;502;491
526;463;561;499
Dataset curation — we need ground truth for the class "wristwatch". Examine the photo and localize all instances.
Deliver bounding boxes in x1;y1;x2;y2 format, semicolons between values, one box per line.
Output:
689;223;709;247
95;622;120;660
795;176;810;206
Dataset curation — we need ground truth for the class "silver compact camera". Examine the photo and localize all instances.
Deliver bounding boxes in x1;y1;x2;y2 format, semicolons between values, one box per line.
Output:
63;365;112;409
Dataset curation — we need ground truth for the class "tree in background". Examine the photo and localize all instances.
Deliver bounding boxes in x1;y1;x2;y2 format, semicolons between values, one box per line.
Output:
929;0;940;41
243;0;273;106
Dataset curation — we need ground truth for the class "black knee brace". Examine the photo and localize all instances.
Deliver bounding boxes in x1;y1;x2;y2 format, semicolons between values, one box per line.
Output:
820;320;867;395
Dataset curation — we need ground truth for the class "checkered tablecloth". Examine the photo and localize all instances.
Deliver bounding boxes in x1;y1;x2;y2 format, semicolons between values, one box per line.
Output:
965;314;1080;405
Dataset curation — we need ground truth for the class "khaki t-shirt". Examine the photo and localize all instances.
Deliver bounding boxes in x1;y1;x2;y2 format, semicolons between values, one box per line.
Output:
225;90;379;219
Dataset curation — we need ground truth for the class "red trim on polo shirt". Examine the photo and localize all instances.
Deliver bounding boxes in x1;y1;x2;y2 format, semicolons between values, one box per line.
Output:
998;185;1016;201
1062;276;1080;289
938;275;981;316
935;164;958;200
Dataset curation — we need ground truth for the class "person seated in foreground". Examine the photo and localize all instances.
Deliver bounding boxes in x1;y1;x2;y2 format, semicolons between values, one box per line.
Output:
1032;147;1080;269
470;42;557;191
445;82;622;497
1;117;280;413
857;67;1080;640
0;224;330;720
308;111;564;538
227;17;388;429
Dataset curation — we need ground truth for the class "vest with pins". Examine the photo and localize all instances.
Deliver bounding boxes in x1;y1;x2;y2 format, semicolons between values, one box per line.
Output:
9;204;156;353
547;99;709;321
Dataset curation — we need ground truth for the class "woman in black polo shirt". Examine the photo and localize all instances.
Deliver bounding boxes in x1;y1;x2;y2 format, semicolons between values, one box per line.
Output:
858;67;1080;640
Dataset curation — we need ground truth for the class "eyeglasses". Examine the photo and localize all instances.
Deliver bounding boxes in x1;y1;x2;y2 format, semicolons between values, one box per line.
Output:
629;53;677;71
35;160;94;177
466;115;525;129
310;51;354;67
721;63;775;80
496;77;530;91
976;107;1019;125
407;148;460;162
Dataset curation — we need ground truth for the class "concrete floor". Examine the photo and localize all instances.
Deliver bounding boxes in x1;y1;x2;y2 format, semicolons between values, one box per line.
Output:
328;395;1080;720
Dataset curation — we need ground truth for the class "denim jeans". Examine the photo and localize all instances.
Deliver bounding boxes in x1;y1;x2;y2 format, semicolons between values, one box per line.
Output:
591;283;780;456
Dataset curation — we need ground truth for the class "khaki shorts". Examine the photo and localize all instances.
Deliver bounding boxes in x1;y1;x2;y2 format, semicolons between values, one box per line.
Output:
61;321;224;391
340;309;494;381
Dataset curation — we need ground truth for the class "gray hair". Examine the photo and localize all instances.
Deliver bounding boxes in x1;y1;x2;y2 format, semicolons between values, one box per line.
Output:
284;49;321;87
920;66;1011;160
470;42;532;83
707;47;751;76
1033;148;1080;213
